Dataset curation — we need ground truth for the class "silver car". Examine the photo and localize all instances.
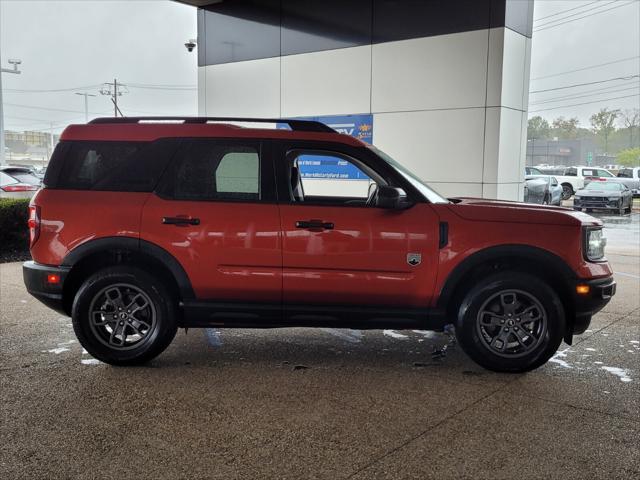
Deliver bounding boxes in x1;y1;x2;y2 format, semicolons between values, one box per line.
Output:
574;181;633;215
524;175;563;206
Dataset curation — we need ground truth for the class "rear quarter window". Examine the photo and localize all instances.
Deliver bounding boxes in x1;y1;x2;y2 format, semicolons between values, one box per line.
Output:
45;140;178;191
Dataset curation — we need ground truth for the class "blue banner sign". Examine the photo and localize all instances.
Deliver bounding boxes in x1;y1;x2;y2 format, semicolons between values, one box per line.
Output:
278;114;373;180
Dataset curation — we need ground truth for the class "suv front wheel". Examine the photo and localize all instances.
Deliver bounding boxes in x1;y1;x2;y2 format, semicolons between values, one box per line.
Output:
72;267;178;366
455;272;565;373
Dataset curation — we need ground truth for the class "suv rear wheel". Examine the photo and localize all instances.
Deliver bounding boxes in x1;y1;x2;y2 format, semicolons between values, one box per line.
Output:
454;272;565;373
72;266;178;366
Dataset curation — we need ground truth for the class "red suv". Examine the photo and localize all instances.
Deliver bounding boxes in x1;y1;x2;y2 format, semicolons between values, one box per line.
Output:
23;117;616;372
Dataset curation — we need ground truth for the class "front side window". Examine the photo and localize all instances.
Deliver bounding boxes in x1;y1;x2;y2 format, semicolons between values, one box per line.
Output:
163;141;260;202
287;150;380;205
618;169;633;178
597;169;613;177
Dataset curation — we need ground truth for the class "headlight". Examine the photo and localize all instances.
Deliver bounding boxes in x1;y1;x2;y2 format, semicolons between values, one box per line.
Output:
584;228;606;261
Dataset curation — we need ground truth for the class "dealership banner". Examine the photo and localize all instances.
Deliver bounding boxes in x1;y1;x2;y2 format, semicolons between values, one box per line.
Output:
278;114;373;180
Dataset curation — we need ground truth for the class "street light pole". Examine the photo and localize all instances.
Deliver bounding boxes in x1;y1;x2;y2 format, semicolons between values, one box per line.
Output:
75;92;97;122
0;57;23;166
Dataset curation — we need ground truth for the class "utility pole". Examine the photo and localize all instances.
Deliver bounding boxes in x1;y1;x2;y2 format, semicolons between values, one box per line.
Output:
75;92;96;122
99;79;127;117
1;57;22;166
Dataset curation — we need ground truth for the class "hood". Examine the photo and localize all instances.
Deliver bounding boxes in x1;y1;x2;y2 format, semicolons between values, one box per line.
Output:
447;197;602;227
576;189;621;197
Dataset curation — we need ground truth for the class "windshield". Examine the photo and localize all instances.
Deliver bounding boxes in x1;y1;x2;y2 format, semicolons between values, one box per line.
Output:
585;182;622;191
368;146;449;203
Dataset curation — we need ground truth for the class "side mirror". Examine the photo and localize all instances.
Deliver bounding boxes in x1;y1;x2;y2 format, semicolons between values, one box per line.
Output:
375;185;412;209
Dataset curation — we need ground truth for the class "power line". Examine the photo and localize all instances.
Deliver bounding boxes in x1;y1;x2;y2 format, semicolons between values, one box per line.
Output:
528;93;640;113
4;102;105;116
531;56;640;81
4;84;102;93
533;1;599;22
530;80;639;103
534;0;617;28
530;85;639;106
530;75;640;93
533;1;637;33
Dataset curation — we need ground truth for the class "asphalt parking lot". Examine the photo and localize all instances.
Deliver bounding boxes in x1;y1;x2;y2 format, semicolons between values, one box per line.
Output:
1;214;638;479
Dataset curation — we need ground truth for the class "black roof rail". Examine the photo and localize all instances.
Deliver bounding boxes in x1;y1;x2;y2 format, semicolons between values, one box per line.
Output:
87;116;336;133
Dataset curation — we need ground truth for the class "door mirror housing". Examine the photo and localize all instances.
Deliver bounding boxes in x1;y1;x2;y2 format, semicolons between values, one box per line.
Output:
375;185;412;209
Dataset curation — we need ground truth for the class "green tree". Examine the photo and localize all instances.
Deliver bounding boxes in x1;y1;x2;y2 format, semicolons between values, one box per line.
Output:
527;116;550;139
590;108;620;153
617;147;640;167
551;116;580;139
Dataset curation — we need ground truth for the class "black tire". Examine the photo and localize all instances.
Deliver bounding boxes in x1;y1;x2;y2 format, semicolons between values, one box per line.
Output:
542;194;550;205
72;266;178;366
573;207;581;211
454;272;565;373
561;184;573;200
619;203;624;215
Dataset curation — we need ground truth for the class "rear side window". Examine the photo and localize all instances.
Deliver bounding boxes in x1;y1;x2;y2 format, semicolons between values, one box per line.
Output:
564;167;577;176
158;140;261;202
46;140;177;192
618;169;632;178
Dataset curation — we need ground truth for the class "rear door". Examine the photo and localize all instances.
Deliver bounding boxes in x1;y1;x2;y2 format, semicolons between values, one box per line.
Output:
274;141;440;309
141;138;282;304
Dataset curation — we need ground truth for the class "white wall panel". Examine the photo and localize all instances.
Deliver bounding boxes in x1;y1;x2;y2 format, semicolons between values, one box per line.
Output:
197;66;207;115
374;109;485;184
204;57;280;117
483;107;525;184
431;182;483;199
371;30;489;113
281;46;371;117
487;27;527;110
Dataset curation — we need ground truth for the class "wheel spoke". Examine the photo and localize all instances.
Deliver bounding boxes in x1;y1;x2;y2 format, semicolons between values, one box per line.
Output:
479;312;504;327
499;293;517;314
126;293;150;315
92;311;113;326
105;287;125;308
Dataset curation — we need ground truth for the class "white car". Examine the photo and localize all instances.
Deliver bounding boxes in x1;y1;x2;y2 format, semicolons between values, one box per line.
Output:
0;167;40;199
553;166;615;200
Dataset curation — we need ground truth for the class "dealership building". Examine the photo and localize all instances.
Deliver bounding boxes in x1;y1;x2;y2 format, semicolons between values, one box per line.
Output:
178;0;534;200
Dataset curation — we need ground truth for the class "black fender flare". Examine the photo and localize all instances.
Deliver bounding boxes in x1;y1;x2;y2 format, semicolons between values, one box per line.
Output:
436;244;577;312
62;236;195;300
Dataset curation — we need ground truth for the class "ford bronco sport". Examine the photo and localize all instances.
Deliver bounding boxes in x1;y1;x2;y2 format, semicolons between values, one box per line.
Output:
23;117;616;372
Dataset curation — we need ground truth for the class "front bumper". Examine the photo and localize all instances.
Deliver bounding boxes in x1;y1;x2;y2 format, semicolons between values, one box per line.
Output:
23;261;70;315
571;275;616;335
574;197;621;210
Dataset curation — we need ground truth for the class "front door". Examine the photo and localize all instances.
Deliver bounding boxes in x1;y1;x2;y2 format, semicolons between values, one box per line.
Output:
141;139;281;303
275;142;440;308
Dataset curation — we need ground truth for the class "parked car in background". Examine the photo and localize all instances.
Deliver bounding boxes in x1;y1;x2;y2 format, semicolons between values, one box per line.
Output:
553;166;615;200
574;181;633;215
0;166;41;199
600;166;640;197
525;166;543;175
524;175;562;206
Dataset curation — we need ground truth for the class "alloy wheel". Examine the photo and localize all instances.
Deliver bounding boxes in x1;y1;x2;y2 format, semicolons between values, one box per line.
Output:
88;283;157;350
476;289;547;358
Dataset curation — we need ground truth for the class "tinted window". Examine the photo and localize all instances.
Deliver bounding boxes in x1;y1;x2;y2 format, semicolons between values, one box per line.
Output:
49;140;176;192
3;170;40;185
618;169;633;178
281;0;371;55
202;0;280;65
0;171;18;186
564;167;577;176
161;141;260;201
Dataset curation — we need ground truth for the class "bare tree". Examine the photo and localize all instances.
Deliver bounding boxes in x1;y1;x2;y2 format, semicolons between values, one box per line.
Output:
620;108;640;148
590;108;620;153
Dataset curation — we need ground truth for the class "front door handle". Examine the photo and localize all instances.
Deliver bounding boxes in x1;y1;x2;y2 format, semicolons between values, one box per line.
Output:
295;219;334;230
162;216;200;226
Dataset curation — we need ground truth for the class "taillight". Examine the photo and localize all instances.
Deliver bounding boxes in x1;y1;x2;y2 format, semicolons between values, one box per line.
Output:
1;184;38;192
28;205;41;247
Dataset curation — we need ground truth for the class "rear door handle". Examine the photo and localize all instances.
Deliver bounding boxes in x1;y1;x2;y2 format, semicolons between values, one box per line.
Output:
295;219;334;230
162;216;200;226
